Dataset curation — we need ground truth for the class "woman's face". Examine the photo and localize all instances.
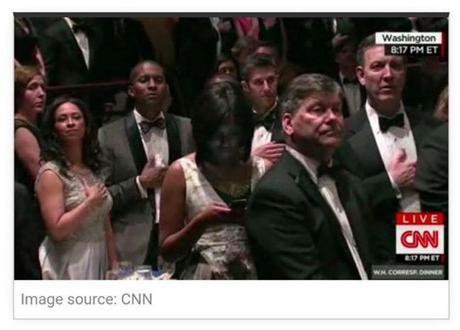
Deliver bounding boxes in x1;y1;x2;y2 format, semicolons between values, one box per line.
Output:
54;102;86;144
206;119;247;166
21;75;46;115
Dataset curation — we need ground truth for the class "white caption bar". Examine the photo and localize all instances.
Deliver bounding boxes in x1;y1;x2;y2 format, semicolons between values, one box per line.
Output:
376;32;442;44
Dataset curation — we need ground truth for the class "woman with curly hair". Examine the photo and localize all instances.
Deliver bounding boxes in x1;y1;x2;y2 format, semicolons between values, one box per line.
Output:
35;96;117;279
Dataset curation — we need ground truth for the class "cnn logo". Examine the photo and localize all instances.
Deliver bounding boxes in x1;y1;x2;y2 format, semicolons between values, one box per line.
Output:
396;212;445;254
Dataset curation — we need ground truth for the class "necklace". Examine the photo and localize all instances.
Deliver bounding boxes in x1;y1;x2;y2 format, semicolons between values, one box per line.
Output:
201;162;252;198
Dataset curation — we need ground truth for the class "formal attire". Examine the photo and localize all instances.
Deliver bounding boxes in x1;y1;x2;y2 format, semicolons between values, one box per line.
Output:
177;156;266;279
14;119;45;279
336;73;366;118
98;110;194;268
251;102;284;152
15;182;44;279
415;122;448;215
40;17;106;86
246;150;373;279
36;161;112;280
337;102;432;264
14;118;43;193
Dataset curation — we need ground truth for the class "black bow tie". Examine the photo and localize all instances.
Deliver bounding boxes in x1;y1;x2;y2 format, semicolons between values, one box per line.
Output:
317;162;340;179
139;118;166;134
378;113;405;132
72;22;91;34
343;78;358;85
254;111;276;130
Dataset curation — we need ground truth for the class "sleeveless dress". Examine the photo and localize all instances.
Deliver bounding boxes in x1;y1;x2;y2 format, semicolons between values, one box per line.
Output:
177;156;266;280
36;161;113;280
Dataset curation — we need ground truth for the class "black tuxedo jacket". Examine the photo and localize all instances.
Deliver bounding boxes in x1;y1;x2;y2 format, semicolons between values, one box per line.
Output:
336;106;434;263
40;18;105;86
246;151;373;279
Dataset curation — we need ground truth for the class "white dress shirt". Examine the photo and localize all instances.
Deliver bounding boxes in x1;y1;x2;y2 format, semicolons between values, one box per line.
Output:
133;109;169;223
287;146;369;280
64;17;90;68
365;102;421;212
251;101;278;151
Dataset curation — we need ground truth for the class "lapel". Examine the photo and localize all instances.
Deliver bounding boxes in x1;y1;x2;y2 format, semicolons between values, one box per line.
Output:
349;110;386;174
284;153;357;267
334;170;370;267
165;113;182;164
61;20;89;72
124;112;147;174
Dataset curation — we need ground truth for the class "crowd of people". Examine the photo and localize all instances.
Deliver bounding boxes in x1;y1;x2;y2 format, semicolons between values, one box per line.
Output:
14;16;448;280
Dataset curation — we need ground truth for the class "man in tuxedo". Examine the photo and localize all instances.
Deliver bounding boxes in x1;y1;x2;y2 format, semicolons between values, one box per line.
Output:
246;73;373;279
240;53;285;163
337;34;432;264
332;35;366;117
98;60;194;268
40;17;106;86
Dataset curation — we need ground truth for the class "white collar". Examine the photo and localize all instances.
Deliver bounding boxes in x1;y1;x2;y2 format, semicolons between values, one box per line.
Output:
286;146;322;184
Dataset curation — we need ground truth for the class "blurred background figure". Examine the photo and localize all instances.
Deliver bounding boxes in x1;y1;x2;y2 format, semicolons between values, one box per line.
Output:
14;65;47;279
432;85;448;122
36;97;117;279
15;65;46;191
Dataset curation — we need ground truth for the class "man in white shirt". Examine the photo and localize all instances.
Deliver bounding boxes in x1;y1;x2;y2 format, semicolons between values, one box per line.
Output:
241;53;285;163
246;73;373;279
98;61;194;269
338;34;431;264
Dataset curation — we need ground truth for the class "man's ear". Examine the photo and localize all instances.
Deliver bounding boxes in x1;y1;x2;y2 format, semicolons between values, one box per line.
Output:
282;112;293;137
356;66;365;87
127;84;134;98
241;80;249;93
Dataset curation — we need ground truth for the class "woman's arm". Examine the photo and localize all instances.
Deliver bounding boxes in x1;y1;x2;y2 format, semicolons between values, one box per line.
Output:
36;170;107;241
104;216;118;270
15;128;41;179
159;161;231;262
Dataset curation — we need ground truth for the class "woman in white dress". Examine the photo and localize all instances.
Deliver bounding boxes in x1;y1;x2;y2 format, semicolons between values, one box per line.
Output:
35;96;117;280
159;81;271;279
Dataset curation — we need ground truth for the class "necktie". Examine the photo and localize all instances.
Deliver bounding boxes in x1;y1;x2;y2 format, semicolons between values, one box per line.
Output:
139;118;166;134
317;162;340;179
378;113;404;133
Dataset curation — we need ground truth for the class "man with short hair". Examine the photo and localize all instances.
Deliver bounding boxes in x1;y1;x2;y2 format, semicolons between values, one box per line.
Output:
332;35;366;117
337;34;431;264
240;53;285;163
246;73;373;279
98;60;194;269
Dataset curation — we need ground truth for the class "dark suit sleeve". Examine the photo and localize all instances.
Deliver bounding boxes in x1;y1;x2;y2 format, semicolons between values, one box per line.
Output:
335;143;397;210
98;127;143;215
39;31;58;86
246;184;325;279
415;124;448;214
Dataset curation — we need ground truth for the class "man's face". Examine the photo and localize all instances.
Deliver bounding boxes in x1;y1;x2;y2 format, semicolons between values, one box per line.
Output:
357;46;406;110
128;63;167;110
335;43;357;68
283;92;344;157
242;67;278;113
